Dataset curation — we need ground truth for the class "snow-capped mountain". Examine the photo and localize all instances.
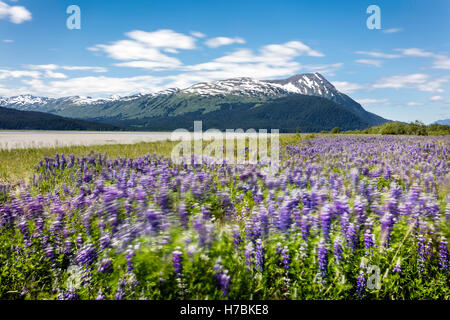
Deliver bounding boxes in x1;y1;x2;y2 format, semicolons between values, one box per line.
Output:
0;73;387;126
182;77;288;97
0;95;52;110
0;73;349;106
266;73;339;98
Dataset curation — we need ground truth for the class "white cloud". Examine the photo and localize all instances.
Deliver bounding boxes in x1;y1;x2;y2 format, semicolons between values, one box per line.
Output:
372;73;447;92
126;29;196;49
89;29;197;70
395;48;434;57
25;64;59;70
302;63;343;76
373;73;429;89
356;98;389;104
3;39;13;43
0;69;40;79
355;51;401;59
432;55;450;70
332;81;365;94
190;31;206;38
61;66;108;73
382;28;402;34
179;41;325;81
21;75;167;98
406;102;423;106
355;59;382;67
44;70;67;79
394;48;450;70
0;1;31;24
26;64;108;73
430;95;443;101
204;37;246;48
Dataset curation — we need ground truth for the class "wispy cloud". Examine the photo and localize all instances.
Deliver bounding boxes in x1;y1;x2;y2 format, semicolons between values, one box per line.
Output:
190;31;206;38
355;51;401;59
25;64;108;73
332;81;365;94
302;63;343;76
355;59;382;67
3;39;13;43
430;95;443;101
356;98;389;104
382;28;403;34
372;73;447;92
0;69;40;79
0;1;31;24
89;29;197;70
204;37;246;48
406;102;423;106
393;48;450;70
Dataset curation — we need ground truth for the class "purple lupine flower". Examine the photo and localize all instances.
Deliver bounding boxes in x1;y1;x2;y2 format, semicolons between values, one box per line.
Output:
281;246;291;271
76;233;83;247
172;249;183;277
201;206;211;219
96;290;105;300
255;239;265;272
115;279;127;300
417;234;426;272
346;223;358;252
380;212;394;247
125;249;136;273
44;245;55;261
194;215;214;248
178;202;188;229
300;213;310;242
353;197;366;226
320;204;333;241
356;271;366;299
439;237;449;272
245;214;261;244
333;238;343;265
155;186;171;212
279;205;292;233
232;227;242;249
58;289;80;300
64;240;73;256
259;207;270;238
213;262;230;298
364;230;376;255
97;258;114;274
146;208;161;233
244;242;255;271
340;212;350;238
318;239;329;280
393;258;402;274
100;234;111;250
18;219;28;239
76;243;97;266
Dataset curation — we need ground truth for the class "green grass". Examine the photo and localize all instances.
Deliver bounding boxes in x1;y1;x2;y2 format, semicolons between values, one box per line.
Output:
0;134;310;185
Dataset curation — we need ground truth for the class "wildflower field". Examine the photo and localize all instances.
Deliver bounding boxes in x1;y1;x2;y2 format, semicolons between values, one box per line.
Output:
0;135;449;300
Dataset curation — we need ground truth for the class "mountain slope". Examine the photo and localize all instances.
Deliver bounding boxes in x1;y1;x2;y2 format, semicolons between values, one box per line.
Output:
434;118;450;126
265;73;386;125
0;107;124;131
107;94;372;132
0;73;388;128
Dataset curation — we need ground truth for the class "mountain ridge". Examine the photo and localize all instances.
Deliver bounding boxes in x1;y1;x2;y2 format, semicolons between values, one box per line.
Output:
0;73;388;131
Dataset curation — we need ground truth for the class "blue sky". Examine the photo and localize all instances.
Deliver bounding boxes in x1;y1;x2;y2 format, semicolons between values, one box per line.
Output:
0;0;449;123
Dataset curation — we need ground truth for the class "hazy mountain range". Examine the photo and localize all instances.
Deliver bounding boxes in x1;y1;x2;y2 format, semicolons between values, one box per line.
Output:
0;73;388;132
434;119;450;126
